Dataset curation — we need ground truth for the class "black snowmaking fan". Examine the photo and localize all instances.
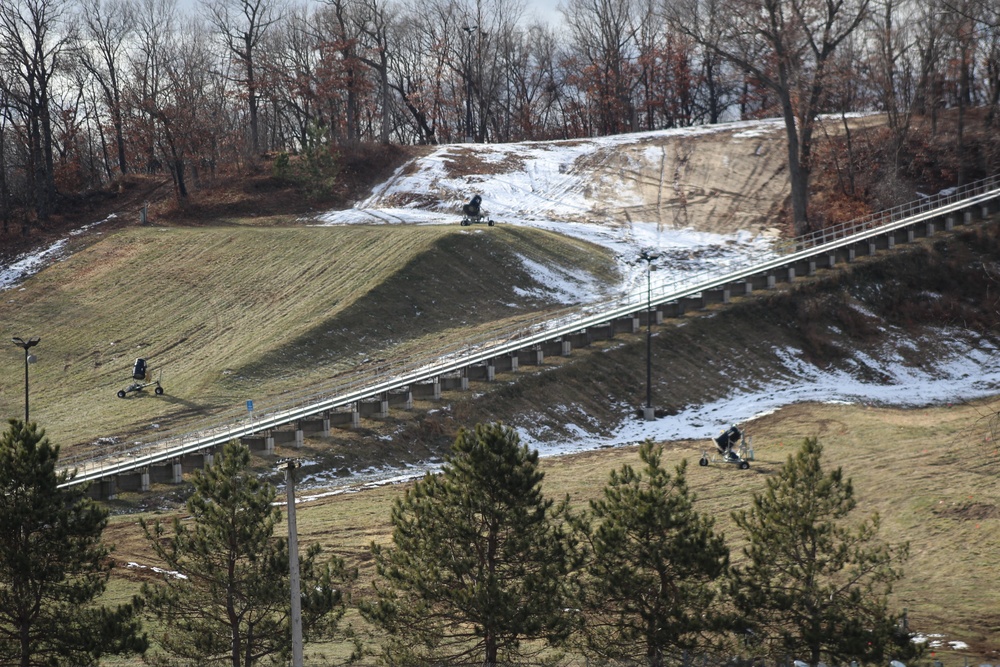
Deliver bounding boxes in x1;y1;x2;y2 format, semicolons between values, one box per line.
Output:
460;194;494;226
117;358;164;398
700;424;753;469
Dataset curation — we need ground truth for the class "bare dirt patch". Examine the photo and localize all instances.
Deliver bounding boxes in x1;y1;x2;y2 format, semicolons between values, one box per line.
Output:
934;502;999;521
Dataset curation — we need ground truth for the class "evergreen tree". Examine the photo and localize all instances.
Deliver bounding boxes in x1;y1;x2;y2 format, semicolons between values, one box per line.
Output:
0;419;147;667
571;440;729;667
139;441;352;667
361;422;573;666
730;438;915;666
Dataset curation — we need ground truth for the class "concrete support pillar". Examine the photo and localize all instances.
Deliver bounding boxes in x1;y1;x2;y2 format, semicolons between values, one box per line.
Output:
487;361;496;382
722;288;731;304
887;234;895;249
265;433;275;454
767;274;776;289
101;477;116;500
982;204;991;219
630;315;640;334
906;228;915;243
848;246;856;262
965;210;973;224
140;469;150;492
643;406;655;421
742;282;753;295
351;406;360;427
533;347;544;365
926;221;935;237
433;378;442;398
203;450;214;467
868;240;876;255
827;253;836;269
295;427;304;447
946;215;955;231
509;353;519;372
405;390;413;409
322;413;331;437
787;267;796;282
561;339;571;356
460;370;469;391
172;460;183;484
807;260;816;276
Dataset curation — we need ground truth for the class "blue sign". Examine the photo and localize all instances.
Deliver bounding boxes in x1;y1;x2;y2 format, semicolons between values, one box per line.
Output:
247;400;254;412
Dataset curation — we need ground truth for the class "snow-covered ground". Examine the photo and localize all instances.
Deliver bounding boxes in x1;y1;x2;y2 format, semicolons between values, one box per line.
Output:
315;122;1000;475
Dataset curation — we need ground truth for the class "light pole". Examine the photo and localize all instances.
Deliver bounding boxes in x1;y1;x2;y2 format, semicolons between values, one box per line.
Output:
638;251;659;421
284;459;304;667
12;336;40;424
463;25;477;143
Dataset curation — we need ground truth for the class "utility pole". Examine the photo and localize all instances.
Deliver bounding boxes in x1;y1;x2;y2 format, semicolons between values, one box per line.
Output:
285;460;303;667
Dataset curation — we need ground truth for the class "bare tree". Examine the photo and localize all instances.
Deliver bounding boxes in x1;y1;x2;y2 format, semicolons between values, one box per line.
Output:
913;0;947;131
203;0;284;156
865;0;918;175
0;0;77;224
127;0;177;174
386;7;446;143
352;0;399;144
0;82;12;235
666;0;870;235
78;0;134;177
316;0;368;145
563;0;641;135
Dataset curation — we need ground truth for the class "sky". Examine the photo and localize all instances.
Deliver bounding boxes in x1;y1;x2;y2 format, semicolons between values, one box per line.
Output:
174;0;566;27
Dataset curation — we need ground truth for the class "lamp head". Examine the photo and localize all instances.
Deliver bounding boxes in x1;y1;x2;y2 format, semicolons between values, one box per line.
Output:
12;336;40;350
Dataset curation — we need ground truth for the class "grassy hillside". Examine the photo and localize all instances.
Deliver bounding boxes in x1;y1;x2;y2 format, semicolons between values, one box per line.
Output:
0;223;617;452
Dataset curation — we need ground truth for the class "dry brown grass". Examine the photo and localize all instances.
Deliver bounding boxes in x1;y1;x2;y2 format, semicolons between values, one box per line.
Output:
102;398;1000;666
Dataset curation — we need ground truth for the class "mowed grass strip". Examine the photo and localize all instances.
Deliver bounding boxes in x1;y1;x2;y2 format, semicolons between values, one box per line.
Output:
1;223;617;454
103;399;1000;665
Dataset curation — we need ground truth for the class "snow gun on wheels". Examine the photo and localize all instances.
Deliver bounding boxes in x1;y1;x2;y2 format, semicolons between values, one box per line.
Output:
700;424;753;469
460;194;494;226
117;358;164;398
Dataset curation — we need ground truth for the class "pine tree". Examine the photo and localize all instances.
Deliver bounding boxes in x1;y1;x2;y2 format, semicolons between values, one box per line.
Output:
0;419;147;667
730;438;914;666
139;441;352;667
571;440;729;667
361;422;574;665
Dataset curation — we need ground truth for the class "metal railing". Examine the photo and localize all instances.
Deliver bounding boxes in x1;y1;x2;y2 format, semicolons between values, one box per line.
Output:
58;175;1000;487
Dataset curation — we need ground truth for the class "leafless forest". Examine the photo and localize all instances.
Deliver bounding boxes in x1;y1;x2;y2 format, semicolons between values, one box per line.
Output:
2;0;1000;237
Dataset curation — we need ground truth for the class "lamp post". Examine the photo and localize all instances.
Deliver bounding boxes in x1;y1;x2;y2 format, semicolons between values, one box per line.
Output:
638;251;659;421
284;459;304;667
463;25;477;143
12;336;40;424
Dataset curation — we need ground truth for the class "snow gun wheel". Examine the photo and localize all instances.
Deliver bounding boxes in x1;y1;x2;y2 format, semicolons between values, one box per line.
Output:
699;457;709;466
461;219;470;226
117;390;126;398
488;219;495;227
155;386;164;395
739;460;750;470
